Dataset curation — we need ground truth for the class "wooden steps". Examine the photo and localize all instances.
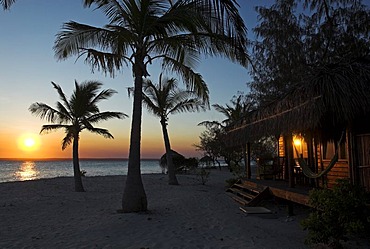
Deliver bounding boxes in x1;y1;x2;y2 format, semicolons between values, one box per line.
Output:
227;180;270;206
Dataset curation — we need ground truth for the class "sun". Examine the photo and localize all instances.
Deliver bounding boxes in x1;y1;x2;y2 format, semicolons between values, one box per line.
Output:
24;138;36;147
18;134;40;152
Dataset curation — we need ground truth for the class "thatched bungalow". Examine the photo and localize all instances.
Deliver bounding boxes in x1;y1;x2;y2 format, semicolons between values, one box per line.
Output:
226;57;370;206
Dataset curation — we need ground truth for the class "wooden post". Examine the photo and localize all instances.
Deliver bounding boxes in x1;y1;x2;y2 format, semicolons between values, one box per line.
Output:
242;144;247;178
285;134;295;188
283;136;289;179
247;142;251;179
314;137;320;187
347;129;356;185
307;132;315;187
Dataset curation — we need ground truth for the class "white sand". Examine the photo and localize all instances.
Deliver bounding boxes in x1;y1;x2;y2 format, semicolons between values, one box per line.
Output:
0;168;310;249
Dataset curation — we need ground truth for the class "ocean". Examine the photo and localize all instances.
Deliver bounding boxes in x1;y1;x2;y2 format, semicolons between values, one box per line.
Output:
0;159;163;183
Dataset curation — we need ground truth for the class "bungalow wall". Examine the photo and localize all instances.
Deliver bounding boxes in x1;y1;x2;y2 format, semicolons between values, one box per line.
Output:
354;134;370;191
321;159;350;189
266;133;369;191
276;135;351;188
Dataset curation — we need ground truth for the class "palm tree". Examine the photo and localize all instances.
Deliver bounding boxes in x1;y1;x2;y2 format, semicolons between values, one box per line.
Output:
130;73;208;185
29;80;127;192
54;0;248;212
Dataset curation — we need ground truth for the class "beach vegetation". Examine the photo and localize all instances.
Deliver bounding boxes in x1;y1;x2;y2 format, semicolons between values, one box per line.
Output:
53;0;248;212
225;177;239;188
248;0;370;106
29;81;127;192
197;94;255;174
160;153;198;174
196;167;210;185
301;179;370;248
130;73;208;185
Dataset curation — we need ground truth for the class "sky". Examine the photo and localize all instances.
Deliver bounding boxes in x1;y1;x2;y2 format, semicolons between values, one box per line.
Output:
0;0;274;159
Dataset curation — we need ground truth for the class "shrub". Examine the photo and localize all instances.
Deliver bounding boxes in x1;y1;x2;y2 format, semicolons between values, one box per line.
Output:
196;168;210;185
225;177;240;188
80;170;87;177
301;179;370;248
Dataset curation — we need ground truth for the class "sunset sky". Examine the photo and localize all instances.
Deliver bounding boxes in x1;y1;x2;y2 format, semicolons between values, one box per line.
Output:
0;0;272;159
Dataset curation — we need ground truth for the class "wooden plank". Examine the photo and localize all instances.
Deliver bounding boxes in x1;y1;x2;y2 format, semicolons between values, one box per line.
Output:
239;206;272;214
269;187;310;206
228;187;255;200
248;187;270;207
238;181;266;192
327;173;349;178
229;194;248;206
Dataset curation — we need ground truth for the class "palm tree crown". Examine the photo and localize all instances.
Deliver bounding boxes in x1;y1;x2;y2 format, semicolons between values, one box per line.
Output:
140;74;209;125
29;81;127;149
54;0;248;97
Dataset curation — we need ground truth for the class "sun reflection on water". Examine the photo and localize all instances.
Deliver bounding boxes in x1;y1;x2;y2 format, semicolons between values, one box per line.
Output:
15;161;39;181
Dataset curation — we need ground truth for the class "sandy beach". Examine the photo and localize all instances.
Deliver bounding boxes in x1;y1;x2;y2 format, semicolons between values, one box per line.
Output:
0;168;311;248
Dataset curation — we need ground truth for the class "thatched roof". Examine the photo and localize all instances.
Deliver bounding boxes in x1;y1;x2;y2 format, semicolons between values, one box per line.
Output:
159;150;185;167
227;57;370;146
199;155;213;163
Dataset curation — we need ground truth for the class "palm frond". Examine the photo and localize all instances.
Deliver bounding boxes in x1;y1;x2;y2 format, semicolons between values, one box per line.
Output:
84;0;132;25
168;97;206;115
1;0;15;10
85;127;114;139
90;87;118;107
62;130;74;150
82;48;129;77
40;124;71;134
212;103;230;117
161;57;210;104
198;120;223;128
29;103;69;123
51;82;72;113
87;111;128;124
54;21;131;76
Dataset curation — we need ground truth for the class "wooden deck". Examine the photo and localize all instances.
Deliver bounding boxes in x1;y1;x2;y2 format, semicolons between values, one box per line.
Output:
240;178;311;206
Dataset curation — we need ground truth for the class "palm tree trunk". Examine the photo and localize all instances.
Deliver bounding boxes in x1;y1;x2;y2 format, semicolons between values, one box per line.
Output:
161;118;179;185
122;61;147;212
72;135;85;192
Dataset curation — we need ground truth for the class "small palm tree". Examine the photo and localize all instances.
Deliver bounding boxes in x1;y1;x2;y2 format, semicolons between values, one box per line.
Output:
130;74;208;185
29;80;127;192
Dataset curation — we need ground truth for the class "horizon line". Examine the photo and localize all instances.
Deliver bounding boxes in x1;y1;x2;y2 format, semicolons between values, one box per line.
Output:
0;157;161;161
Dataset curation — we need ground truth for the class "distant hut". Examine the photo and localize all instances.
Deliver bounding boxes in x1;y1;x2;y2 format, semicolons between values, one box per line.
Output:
226;57;370;191
199;155;214;168
159;150;186;173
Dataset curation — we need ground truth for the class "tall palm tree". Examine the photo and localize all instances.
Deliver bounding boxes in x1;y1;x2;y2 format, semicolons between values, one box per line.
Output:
54;0;248;212
29;80;127;192
130;73;209;185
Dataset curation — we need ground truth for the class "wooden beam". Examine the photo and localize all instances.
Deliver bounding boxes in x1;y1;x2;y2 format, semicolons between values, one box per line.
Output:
269;187;310;206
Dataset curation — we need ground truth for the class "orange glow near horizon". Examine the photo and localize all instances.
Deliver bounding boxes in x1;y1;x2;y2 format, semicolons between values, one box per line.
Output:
17;133;41;152
0;130;200;159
